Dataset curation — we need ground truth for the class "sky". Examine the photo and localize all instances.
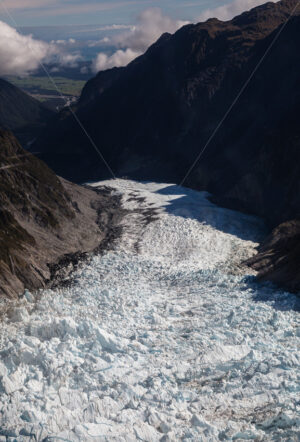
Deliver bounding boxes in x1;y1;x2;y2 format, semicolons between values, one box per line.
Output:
0;1;277;75
0;0;264;27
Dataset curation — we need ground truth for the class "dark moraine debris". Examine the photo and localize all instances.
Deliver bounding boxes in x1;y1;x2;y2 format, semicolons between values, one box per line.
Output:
247;219;300;293
0;129;124;298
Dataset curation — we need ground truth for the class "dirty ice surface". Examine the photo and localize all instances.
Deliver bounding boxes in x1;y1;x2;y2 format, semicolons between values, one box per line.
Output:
0;180;299;441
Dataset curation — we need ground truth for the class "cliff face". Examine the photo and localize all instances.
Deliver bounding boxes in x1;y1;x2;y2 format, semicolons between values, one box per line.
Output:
35;0;300;224
247;219;300;293
33;0;300;292
0;130;122;298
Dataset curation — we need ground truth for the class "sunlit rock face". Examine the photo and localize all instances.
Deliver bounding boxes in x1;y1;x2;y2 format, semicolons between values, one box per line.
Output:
0;130;122;297
0;180;299;440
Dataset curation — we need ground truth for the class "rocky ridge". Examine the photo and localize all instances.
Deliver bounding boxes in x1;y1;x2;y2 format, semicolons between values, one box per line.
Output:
34;0;300;292
0;78;53;144
0;129;123;298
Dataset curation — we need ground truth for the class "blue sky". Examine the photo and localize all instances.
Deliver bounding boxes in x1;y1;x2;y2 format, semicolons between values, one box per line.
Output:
0;0;233;26
0;0;272;75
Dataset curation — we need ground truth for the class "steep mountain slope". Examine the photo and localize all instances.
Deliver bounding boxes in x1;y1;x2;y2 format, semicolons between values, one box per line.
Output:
247;219;300;293
0;130;122;298
0;78;53;144
34;0;300;291
35;0;299;223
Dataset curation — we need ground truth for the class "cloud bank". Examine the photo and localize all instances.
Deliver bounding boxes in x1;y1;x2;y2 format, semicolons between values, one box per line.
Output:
93;8;189;72
0;20;80;75
93;1;275;73
198;0;279;22
6;0;146;17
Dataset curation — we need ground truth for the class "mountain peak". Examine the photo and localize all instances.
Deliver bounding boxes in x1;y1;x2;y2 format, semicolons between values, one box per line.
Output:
35;0;300;231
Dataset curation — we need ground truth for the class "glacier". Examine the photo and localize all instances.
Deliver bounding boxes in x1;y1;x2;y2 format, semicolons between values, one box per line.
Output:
0;180;299;441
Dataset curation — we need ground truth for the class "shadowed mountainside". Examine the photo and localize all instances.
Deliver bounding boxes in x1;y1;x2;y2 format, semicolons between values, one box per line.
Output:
34;0;300;291
35;0;299;224
0;78;54;145
0;130;122;298
247;219;300;293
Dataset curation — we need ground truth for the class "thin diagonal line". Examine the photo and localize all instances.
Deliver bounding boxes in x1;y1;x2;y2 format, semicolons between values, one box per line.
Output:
0;164;20;171
180;0;300;187
0;1;116;180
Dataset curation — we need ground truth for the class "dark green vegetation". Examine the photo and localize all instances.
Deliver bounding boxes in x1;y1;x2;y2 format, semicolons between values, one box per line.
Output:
34;0;300;292
32;62;92;81
0;78;54;144
4;75;86;112
6;76;86;98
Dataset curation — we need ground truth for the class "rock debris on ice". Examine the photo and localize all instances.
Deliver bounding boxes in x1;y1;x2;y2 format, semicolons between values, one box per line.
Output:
0;180;299;441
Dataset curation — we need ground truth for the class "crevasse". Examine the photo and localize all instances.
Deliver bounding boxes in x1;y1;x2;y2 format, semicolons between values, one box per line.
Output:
0;180;299;441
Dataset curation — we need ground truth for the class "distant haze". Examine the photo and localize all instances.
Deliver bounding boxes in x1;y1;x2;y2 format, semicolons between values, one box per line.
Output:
19;24;128;62
0;1;279;74
0;1;275;26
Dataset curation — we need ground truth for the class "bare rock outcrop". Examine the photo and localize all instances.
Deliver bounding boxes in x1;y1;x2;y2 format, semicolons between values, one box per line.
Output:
0;130;122;298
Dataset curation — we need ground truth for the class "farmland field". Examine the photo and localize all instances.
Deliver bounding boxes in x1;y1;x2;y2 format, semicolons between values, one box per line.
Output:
5;76;86;97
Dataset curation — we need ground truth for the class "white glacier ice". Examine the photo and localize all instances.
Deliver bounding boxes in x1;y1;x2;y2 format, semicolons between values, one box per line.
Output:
0;180;299;441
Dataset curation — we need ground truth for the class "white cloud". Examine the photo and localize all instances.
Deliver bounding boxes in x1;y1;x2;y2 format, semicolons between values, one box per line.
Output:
198;0;279;22
93;48;141;71
88;37;111;48
0;20;80;75
0;20;55;75
57;52;82;68
51;39;66;45
50;38;76;45
73;24;134;34
93;8;189;72
114;8;189;52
